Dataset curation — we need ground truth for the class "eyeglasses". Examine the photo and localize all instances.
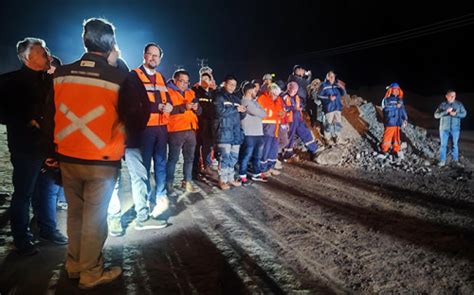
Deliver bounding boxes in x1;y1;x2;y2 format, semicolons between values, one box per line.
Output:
177;79;190;85
145;53;162;58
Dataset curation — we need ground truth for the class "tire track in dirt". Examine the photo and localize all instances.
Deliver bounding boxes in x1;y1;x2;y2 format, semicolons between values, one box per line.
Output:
189;188;328;294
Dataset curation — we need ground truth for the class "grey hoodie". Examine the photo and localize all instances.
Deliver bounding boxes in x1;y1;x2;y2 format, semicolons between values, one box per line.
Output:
241;97;267;136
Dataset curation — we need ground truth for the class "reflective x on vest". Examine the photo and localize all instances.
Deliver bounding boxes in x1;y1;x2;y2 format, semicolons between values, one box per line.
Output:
56;103;106;149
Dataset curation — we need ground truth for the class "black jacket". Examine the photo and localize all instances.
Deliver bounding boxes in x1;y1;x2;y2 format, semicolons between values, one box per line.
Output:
0;66;52;156
212;90;245;145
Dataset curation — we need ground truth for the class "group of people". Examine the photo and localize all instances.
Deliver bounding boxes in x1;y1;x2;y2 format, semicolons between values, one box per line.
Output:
0;17;468;289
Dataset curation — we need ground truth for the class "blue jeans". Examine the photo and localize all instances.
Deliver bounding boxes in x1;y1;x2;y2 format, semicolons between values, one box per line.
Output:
167;130;196;183
35;170;64;234
217;144;240;183
125;149;149;221
440;129;460;162
141;126;168;199
238;136;264;177
10;153;44;247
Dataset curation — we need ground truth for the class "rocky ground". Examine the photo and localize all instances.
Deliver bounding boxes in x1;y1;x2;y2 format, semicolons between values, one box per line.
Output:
0;95;473;294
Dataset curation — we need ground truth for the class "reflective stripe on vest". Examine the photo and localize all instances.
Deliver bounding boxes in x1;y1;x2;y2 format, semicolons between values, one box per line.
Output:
167;87;199;132
133;68;169;126
54;74;125;161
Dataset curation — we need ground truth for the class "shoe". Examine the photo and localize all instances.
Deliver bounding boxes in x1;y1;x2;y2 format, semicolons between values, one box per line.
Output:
78;267;122;290
376;153;389;160
218;181;230;190
150;197;169;218
262;171;272;178
437;161;446;167
135;217;168;230
274;160;283;170
15;241;39;256
166;183;178;198
286;154;300;163
182;181;201;193
108;215;124;237
251;174;268;183
396;151;405;160
240;177;251;186
57;201;68;210
229;179;242;187
269;169;281;176
40;230;68;245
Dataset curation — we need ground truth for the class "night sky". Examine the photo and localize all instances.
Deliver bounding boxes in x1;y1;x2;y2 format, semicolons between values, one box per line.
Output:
1;0;473;117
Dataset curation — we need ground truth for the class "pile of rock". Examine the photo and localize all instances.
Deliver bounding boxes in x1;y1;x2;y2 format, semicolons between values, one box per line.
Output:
312;99;468;176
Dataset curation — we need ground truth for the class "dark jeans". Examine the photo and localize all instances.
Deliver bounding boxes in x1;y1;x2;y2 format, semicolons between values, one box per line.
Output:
35;170;64;234
167;130;197;183
141;126;168;198
238;136;264;177
10;153;44;247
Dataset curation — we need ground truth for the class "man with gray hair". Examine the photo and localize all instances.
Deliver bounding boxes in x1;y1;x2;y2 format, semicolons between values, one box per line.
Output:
52;18;149;289
0;37;53;256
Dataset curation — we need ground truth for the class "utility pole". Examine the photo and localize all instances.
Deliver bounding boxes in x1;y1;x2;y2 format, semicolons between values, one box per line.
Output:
196;58;208;68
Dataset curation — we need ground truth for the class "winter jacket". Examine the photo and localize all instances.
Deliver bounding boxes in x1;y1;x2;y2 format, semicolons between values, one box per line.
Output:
317;80;346;113
287;74;311;102
212;90;245;145
434;100;467;131
0;66;52;156
381;96;408;127
258;93;285;137
191;84;214;122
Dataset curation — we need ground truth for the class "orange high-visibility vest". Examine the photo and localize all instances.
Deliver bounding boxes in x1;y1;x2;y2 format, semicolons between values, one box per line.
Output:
133;67;169;126
167;87;199;132
282;93;302;123
54;55;126;161
257;93;284;137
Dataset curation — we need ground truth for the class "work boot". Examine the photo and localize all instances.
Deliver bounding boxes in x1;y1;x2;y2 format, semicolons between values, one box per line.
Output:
218;181;230;190
78;267;122;290
269;168;281;176
229;179;242;187
182;181;201;193
274;160;283;170
108;215;123;237
150;197;169;219
203;166;214;176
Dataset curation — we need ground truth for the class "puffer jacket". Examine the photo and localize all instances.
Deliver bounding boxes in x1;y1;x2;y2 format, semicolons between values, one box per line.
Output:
212;89;245;145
